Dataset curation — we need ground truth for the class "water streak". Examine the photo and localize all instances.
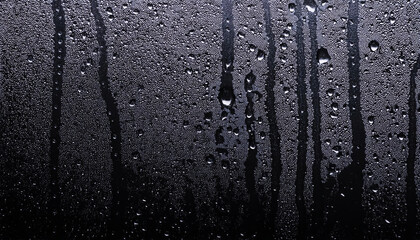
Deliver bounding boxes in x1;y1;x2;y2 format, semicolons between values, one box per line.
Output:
49;0;66;237
261;0;283;235
407;54;419;239
89;0;127;237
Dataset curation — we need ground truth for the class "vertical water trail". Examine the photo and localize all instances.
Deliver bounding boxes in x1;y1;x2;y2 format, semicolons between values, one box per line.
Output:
308;8;324;239
326;0;366;237
294;1;309;239
89;0;127;237
49;0;66;237
407;54;419;239
184;186;199;239
218;0;235;111
261;0;283;235
243;71;265;237
215;0;235;177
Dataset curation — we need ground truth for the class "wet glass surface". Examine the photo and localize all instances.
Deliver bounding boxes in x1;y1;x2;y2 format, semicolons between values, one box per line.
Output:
1;0;420;239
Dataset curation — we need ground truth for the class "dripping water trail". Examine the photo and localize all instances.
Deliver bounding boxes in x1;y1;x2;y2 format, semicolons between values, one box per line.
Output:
184;184;199;239
294;1;309;239
90;0;127;237
407;54;419;239
218;0;235;112
261;0;282;235
215;0;235;170
49;0;66;237
243;71;265;237
324;0;366;238
308;8;324;239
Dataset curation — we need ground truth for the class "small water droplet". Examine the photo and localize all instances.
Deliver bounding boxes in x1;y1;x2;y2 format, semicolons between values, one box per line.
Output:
129;99;136;107
331;102;338;111
326;88;335;96
389;16;396;24
368;116;375;124
280;43;288;50
237;31;245;39
132;151;140;160
397;132;406;141
368;40;379;52
257;50;266;61
244;71;256;93
106;7;113;15
205;154;215;164
136;129;144;137
204;112;213;121
329;112;338;119
248;44;256;52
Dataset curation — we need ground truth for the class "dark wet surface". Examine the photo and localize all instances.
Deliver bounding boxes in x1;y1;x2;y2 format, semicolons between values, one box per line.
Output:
1;0;420;239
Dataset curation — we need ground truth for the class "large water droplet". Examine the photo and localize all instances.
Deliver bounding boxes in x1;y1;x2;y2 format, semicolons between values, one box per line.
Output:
368;40;379;52
317;47;331;64
222;98;232;107
304;0;317;12
288;3;296;13
219;87;235;107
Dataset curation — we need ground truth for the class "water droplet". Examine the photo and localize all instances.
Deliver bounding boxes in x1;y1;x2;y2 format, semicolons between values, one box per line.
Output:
326;88;335;96
288;3;296;13
204;112;213;121
329;112;338;119
371;184;379;193
222;98;232;107
368;116;375;124
132;151;140;160
248;44;256;52
106;7;113;15
368;40;379;52
129;99;136;107
136;129;144;137
195;125;203;133
244;71;256;93
233;128;239;135
317;47;331;64
257;50;266;61
331;102;338;111
219;87;235;107
397;132;406;141
389;16;396;24
183;120;189;128
304;0;317;12
280;43;288;50
237;31;245;39
205;154;215;164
